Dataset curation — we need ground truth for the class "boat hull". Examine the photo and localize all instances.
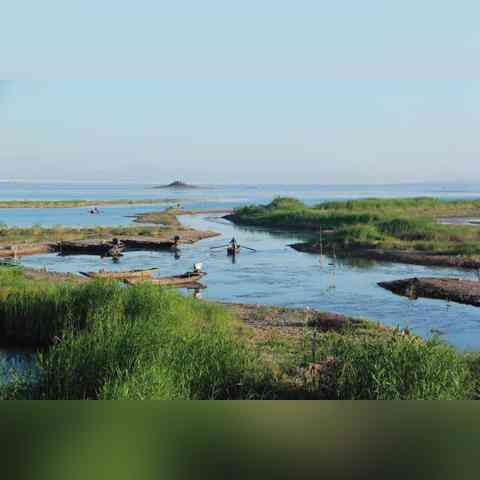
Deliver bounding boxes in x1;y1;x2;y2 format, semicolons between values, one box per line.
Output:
126;272;207;287
80;268;160;280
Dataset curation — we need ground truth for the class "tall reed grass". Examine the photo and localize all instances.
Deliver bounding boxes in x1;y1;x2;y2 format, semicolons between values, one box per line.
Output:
308;332;471;400
1;268;478;400
0;271;271;399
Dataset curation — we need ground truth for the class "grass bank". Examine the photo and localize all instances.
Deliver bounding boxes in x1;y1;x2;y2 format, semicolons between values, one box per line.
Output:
0;217;218;252
228;197;480;256
133;208;232;226
0;225;174;244
0;267;478;400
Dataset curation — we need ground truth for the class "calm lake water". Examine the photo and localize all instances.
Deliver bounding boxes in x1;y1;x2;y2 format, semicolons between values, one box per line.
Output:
2;181;480;378
2;181;480;227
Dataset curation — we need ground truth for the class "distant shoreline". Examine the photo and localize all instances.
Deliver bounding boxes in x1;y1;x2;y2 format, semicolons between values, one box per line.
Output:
0;199;179;209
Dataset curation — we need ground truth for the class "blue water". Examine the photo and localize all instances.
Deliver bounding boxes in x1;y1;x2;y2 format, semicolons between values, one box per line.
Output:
1;181;480;378
2;181;480;227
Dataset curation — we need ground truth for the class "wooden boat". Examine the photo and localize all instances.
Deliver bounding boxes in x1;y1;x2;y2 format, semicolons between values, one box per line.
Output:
227;246;240;256
126;271;207;287
121;238;179;251
0;244;51;258
79;268;160;280
57;240;124;256
57;237;179;257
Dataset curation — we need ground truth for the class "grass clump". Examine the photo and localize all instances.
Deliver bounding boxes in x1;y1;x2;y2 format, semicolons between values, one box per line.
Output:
304;332;471;400
319;197;445;212
0;272;126;347
0;271;271;399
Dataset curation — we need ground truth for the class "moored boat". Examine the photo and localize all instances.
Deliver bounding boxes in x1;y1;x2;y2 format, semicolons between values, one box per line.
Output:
79;268;160;280
0;244;52;258
126;271;207;287
57;240;124;256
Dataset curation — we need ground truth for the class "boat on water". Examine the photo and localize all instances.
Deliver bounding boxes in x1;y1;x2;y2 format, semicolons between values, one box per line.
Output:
126;271;207;287
57;237;179;256
121;238;179;251
211;238;255;257
57;240;124;257
79;268;160;280
227;245;240;256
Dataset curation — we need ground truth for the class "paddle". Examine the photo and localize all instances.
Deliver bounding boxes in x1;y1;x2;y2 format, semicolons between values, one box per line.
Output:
210;244;229;250
240;245;257;252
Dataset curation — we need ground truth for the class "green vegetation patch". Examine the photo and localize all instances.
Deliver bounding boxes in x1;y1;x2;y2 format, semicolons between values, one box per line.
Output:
1;268;478;400
0;269;271;399
304;332;471;400
0;224;181;245
230;197;480;254
133;208;182;226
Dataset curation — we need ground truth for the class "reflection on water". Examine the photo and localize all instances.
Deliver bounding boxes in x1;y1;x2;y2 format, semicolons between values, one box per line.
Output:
334;255;379;270
0;348;34;385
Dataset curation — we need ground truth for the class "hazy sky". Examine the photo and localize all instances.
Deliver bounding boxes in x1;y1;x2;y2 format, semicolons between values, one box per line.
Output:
1;1;480;184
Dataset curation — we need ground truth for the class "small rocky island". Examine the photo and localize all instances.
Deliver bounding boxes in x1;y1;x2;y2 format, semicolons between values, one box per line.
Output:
153;181;198;189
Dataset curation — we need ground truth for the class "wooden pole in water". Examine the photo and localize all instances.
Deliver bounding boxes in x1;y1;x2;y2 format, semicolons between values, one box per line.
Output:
319;227;324;267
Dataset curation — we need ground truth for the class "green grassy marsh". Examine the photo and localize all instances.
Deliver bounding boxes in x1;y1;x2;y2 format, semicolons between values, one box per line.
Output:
0;268;271;399
0;267;478;400
229;197;480;254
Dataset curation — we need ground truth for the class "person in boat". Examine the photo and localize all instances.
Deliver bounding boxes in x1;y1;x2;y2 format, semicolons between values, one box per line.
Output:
111;237;125;248
108;243;123;259
229;238;239;250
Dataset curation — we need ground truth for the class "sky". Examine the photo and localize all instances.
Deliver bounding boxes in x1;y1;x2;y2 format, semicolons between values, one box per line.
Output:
1;1;480;184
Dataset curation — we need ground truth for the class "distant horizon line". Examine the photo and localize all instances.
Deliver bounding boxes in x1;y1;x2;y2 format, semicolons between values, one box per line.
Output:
0;179;478;187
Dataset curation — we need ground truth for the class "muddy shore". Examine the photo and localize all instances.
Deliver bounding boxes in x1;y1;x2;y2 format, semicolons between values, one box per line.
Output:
223;302;387;340
290;242;480;270
0;229;219;258
378;277;480;307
